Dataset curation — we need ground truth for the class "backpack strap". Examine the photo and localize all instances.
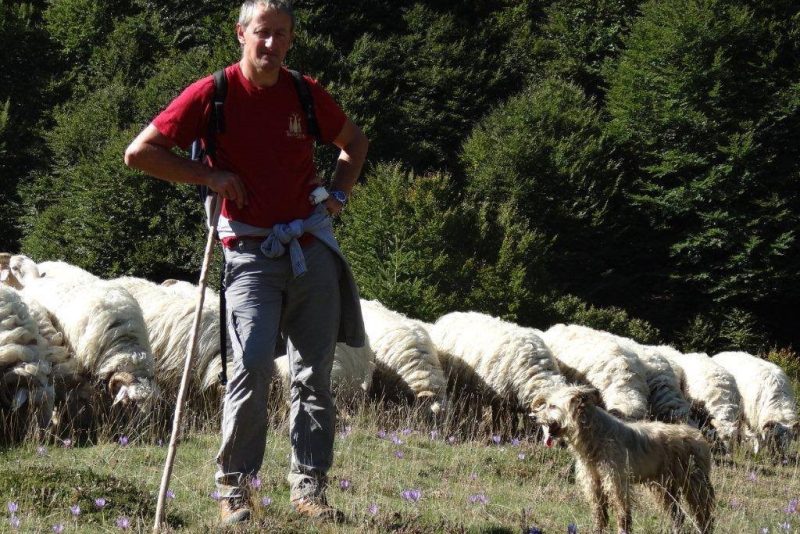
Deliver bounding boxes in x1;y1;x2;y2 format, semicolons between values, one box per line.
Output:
288;69;321;142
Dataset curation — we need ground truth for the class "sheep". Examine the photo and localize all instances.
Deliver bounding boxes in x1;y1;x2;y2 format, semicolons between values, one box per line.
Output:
430;311;567;437
360;299;447;419
539;324;650;420
0;285;56;443
712;351;797;455
7;255;158;420
664;351;742;452
604;335;692;424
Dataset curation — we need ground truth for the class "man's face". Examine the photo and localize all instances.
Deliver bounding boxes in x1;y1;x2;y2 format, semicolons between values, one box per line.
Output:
237;5;294;75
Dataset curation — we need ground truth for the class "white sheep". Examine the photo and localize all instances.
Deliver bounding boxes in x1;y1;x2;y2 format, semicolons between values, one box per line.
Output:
712;351;797;455
430;311;567;436
7;255;158;411
665;350;742;451
540;324;650;420
0;285;56;441
360;299;447;417
605;335;692;424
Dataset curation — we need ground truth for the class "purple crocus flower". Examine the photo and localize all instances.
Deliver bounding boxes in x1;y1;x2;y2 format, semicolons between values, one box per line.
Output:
447;435;457;444
468;493;488;505
568;523;578;534
785;498;798;514
9;516;20;529
391;436;404;445
261;497;272;507
249;477;261;490
511;438;521;446
729;498;741;510
116;516;130;530
70;504;81;516
340;426;352;438
377;430;387;439
491;435;501;445
780;522;791;531
429;430;438;440
401;428;412;436
210;490;221;501
394;450;404;459
62;439;72;448
118;436;129;446
52;524;65;533
339;479;351;491
401;489;421;502
748;471;758;482
7;502;18;514
94;497;107;509
518;453;526;460
36;445;47;456
368;503;379;515
166;489;175;500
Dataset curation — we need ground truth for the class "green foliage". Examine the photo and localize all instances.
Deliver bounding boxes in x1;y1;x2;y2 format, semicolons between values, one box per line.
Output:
676;306;768;354
548;293;660;343
766;347;800;400
606;0;800;343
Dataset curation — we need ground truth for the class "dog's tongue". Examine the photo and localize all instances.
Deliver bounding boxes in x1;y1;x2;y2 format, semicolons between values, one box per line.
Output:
543;427;554;448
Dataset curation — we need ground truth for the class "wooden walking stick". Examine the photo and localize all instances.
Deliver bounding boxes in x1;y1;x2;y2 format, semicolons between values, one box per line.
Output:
153;194;220;532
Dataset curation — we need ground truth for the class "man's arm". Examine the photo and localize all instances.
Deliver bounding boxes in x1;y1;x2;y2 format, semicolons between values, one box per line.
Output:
124;124;248;209
324;118;369;216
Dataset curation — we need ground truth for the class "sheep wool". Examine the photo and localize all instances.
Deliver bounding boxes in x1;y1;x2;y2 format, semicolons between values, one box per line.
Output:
712;351;797;454
430;311;566;413
360;299;447;415
540;324;649;420
665;351;741;450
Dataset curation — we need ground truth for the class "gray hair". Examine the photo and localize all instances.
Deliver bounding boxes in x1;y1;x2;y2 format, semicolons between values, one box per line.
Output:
238;1;295;31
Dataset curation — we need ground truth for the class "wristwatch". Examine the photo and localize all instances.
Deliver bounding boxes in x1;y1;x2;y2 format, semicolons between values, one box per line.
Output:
330;190;348;207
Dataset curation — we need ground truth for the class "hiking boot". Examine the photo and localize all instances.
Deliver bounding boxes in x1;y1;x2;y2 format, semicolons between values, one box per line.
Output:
291;496;345;523
218;494;251;526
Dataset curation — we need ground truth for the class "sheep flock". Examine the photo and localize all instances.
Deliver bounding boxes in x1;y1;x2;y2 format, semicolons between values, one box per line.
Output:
1;254;797;459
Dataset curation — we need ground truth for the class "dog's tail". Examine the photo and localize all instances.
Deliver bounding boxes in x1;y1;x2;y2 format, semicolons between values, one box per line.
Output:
685;440;715;533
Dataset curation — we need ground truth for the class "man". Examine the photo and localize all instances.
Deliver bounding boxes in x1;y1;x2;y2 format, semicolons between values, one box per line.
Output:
124;0;368;525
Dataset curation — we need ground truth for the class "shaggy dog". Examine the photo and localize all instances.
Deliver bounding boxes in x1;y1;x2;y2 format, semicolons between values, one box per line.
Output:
532;386;714;533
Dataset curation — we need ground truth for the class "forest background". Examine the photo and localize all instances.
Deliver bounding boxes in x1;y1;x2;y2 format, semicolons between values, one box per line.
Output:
1;0;798;356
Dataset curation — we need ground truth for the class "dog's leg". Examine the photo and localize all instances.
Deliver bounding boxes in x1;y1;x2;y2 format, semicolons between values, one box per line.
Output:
576;460;608;533
684;469;715;533
606;475;631;534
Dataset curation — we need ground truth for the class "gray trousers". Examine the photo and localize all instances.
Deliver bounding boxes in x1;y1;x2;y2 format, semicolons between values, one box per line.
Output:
215;238;341;499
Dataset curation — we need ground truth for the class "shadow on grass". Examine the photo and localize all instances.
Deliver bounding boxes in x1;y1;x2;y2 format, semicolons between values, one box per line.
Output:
0;465;184;529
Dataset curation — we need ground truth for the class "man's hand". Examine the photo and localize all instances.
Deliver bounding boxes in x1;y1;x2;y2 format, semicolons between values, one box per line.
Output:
323;196;344;217
207;170;248;209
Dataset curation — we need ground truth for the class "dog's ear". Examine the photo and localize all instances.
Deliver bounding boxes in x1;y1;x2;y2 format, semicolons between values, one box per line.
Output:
576;386;602;408
529;394;547;416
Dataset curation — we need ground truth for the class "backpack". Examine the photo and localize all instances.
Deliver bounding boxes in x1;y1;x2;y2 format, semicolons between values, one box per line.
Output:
190;68;321;386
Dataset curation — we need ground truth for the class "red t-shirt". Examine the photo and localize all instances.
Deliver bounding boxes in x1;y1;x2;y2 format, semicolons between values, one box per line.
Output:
152;63;347;229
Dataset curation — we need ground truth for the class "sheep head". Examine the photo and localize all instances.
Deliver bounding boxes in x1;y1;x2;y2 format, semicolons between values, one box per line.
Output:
109;372;159;409
8;255;41;287
0;253;23;289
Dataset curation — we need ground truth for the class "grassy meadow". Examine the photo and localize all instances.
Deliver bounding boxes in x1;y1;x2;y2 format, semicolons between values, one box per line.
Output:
2;402;800;533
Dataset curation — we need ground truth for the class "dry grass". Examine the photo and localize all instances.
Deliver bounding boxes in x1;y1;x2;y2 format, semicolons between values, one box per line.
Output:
1;400;799;532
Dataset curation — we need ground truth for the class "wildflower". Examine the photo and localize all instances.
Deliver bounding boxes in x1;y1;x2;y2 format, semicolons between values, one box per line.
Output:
785;498;798;514
391;435;403;445
469;472;477;480
52;524;65;533
166;489;175;500
447;435;457;444
568;523;578;534
377;430;387;439
157;439;164;446
468;493;488;505
7;502;18;514
116;516;130;530
395;450;404;459
401;428;412;436
118;436;129;446
748;471;758;482
9;516;20;529
491;435;501;445
340;426;352;438
94;497;107;509
249;477;261;490
760;528;769;534
729;499;741;510
210;490;221;501
368;502;379;516
63;438;72;448
779;522;790;531
511;438;521;446
339;479;351;491
518;453;526;460
430;430;438;440
261;497;272;507
36;445;47;456
70;504;81;516
401;489;421;502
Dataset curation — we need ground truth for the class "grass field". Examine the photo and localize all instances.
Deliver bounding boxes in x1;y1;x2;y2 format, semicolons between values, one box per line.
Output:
2;403;799;533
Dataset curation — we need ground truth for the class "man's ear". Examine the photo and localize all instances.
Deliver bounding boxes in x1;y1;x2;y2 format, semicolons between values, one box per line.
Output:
236;23;246;45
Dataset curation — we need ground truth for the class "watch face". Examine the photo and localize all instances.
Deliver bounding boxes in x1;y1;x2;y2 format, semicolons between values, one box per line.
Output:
332;191;347;204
